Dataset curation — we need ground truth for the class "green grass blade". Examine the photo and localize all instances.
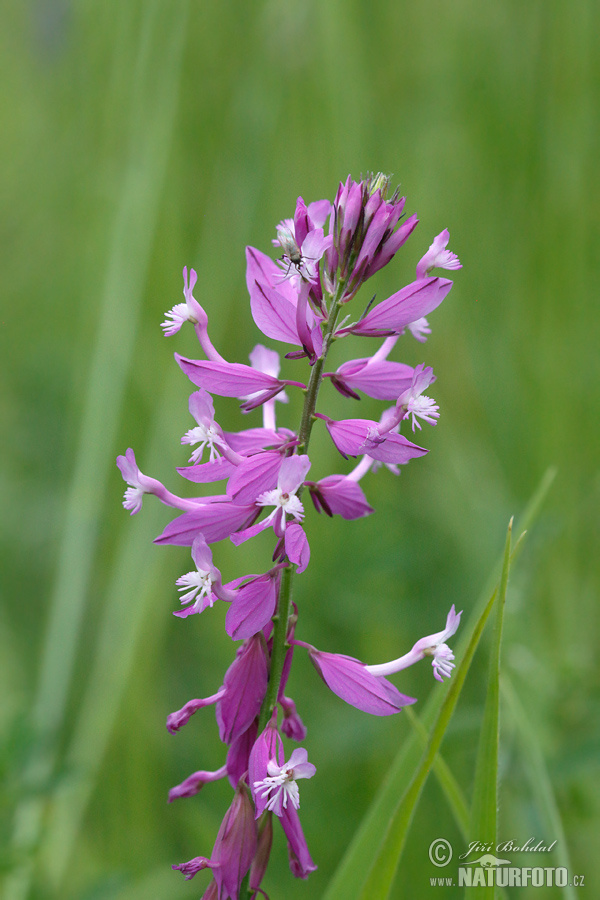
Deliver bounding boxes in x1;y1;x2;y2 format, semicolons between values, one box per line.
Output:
5;5;189;899
324;470;554;900
404;705;470;840
467;520;513;898
501;676;576;900
325;578;498;900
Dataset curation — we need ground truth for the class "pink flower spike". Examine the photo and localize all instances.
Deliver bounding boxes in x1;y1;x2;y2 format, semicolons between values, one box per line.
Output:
416;229;462;280
253;748;316;818
365;605;462;682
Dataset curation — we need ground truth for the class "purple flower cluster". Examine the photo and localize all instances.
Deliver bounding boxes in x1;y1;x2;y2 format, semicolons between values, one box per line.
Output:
117;174;462;899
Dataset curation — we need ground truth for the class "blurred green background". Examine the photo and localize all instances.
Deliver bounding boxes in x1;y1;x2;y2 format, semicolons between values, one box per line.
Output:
1;1;598;897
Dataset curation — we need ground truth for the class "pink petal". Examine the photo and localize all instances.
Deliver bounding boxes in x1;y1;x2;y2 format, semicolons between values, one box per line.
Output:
227;451;283;505
309;649;416;716
278;454;311;494
154;500;258;546
177;456;237;483
285;523;310;573
216;635;269;745
176;355;284;397
342;277;453;337
225;573;279;640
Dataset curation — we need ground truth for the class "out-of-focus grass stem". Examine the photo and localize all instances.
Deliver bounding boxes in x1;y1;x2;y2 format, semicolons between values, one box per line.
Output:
6;4;189;898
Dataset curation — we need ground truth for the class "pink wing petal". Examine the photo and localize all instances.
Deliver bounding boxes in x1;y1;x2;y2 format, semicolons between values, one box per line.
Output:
226;451;283;505
285;523;310;573
176;355;284;397
341;277;453;337
154;501;258;546
225;574;279;640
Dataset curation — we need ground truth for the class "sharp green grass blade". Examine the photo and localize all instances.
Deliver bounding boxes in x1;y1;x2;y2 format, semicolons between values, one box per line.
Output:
325;579;498;899
357;581;501;898
404;705;470;841
501;677;576;900
324;470;554;900
467;520;513;899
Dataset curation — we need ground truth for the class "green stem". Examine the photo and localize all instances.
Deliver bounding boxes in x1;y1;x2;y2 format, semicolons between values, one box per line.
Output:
257;284;346;731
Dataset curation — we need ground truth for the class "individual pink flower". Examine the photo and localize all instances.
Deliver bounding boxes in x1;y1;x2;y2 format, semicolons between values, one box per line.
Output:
394;363;440;431
161;266;205;336
173;535;235;618
162;267;225;363
175;354;305;410
316;412;428;465
365;605;462;682
181;389;233;465
416;229;462;280
328;356;415;401
308;475;373;520
230;454;311;546
249;716;315;817
116;448;207;515
253;748;316;817
336;276;453;338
